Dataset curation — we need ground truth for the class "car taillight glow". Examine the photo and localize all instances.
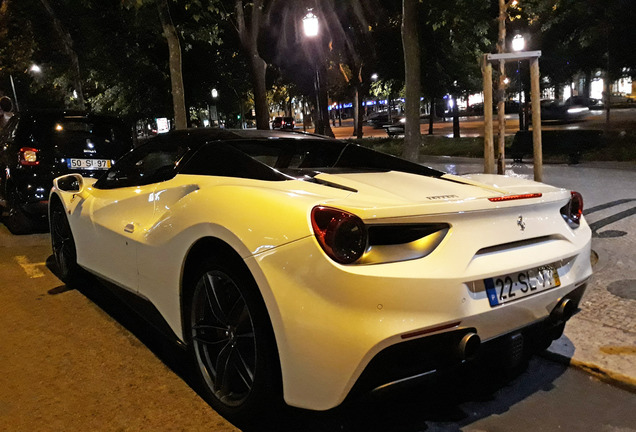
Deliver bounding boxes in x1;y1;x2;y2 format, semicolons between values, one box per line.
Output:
19;147;40;166
311;206;367;264
560;191;583;228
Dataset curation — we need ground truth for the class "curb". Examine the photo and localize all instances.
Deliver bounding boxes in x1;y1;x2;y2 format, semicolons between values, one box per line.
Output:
540;350;636;394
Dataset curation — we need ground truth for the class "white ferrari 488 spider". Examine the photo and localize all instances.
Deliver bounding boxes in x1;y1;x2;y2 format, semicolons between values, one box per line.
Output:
49;129;592;425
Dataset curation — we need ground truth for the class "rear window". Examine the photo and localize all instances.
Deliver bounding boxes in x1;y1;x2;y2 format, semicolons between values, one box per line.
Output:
22;116;132;147
180;138;443;180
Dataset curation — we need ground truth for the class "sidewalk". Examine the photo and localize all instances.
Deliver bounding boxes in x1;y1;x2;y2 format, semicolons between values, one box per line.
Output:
423;156;636;391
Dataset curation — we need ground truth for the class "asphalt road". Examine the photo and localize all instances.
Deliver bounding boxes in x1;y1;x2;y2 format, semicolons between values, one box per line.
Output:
326;108;636;139
1;224;635;431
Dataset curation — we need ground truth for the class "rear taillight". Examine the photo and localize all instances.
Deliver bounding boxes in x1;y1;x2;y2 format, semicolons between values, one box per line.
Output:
560;191;583;228
311;206;367;264
19;147;40;166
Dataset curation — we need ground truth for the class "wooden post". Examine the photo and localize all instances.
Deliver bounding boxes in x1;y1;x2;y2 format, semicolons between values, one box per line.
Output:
497;60;506;175
482;56;495;174
530;57;542;182
496;0;507;175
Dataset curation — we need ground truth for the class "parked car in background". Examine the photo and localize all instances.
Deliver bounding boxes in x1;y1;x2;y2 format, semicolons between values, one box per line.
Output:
539;99;589;122
366;111;393;128
607;93;636;107
0;111;134;234
271;116;295;130
566;96;603;110
49;128;591;427
383;116;406;137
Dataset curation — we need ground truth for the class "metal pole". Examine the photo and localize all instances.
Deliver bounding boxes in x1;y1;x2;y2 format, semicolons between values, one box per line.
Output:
314;66;321;134
518;60;524;130
9;74;20;112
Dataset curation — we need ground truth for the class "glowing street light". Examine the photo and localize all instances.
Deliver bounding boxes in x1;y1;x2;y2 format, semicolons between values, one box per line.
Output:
29;64;42;74
512;34;525;52
303;11;319;38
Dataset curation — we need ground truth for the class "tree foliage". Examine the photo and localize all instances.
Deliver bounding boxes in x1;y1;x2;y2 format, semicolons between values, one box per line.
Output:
515;0;635;88
2;0;630;132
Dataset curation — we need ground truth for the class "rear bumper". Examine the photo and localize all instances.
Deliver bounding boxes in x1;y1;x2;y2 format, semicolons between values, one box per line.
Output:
349;282;587;397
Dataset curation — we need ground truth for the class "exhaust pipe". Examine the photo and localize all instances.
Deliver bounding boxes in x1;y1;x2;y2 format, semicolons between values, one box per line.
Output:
457;332;481;361
551;298;576;324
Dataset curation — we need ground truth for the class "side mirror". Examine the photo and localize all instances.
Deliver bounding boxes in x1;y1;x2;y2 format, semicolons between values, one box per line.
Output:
54;174;84;193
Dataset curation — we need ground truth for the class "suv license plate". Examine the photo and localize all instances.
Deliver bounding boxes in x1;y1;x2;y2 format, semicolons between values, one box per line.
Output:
67;158;111;170
484;264;560;307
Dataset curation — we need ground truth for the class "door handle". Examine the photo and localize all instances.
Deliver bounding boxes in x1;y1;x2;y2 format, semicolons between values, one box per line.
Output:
124;223;135;233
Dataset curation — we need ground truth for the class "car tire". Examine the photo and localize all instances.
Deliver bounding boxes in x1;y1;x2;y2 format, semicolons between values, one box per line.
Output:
4;189;34;235
50;201;83;285
185;254;282;427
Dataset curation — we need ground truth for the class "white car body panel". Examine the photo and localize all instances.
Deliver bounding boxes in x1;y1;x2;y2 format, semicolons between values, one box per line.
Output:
51;156;592;411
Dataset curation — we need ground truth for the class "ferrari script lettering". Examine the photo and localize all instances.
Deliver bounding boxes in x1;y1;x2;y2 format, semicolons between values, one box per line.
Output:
426;194;458;200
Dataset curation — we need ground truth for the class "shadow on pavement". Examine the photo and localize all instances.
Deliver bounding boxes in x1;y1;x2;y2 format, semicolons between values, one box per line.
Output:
45;255;569;432
274;356;568;432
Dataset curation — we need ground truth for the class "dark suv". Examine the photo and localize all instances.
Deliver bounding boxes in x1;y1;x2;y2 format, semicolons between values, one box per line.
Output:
271;116;295;130
0;111;134;233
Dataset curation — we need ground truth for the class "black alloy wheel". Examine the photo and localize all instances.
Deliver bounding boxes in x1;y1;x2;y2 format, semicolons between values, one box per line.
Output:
50;202;80;283
188;256;281;426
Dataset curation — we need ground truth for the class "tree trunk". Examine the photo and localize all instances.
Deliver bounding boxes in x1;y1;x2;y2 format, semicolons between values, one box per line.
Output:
604;69;611;129
319;65;334;137
39;0;85;110
353;87;360;137
356;88;364;139
401;0;421;162
236;0;269;130
250;52;270;129
604;37;611;129
584;70;592;99
428;99;434;135
157;0;186;130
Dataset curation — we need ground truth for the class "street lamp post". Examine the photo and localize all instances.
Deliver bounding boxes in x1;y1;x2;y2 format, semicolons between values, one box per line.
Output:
210;88;219;127
512;34;525;130
9;64;43;112
9;74;19;112
303;11;323;134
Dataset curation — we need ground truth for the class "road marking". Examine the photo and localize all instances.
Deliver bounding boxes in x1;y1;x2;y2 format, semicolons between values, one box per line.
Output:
15;255;46;279
600;346;636;355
